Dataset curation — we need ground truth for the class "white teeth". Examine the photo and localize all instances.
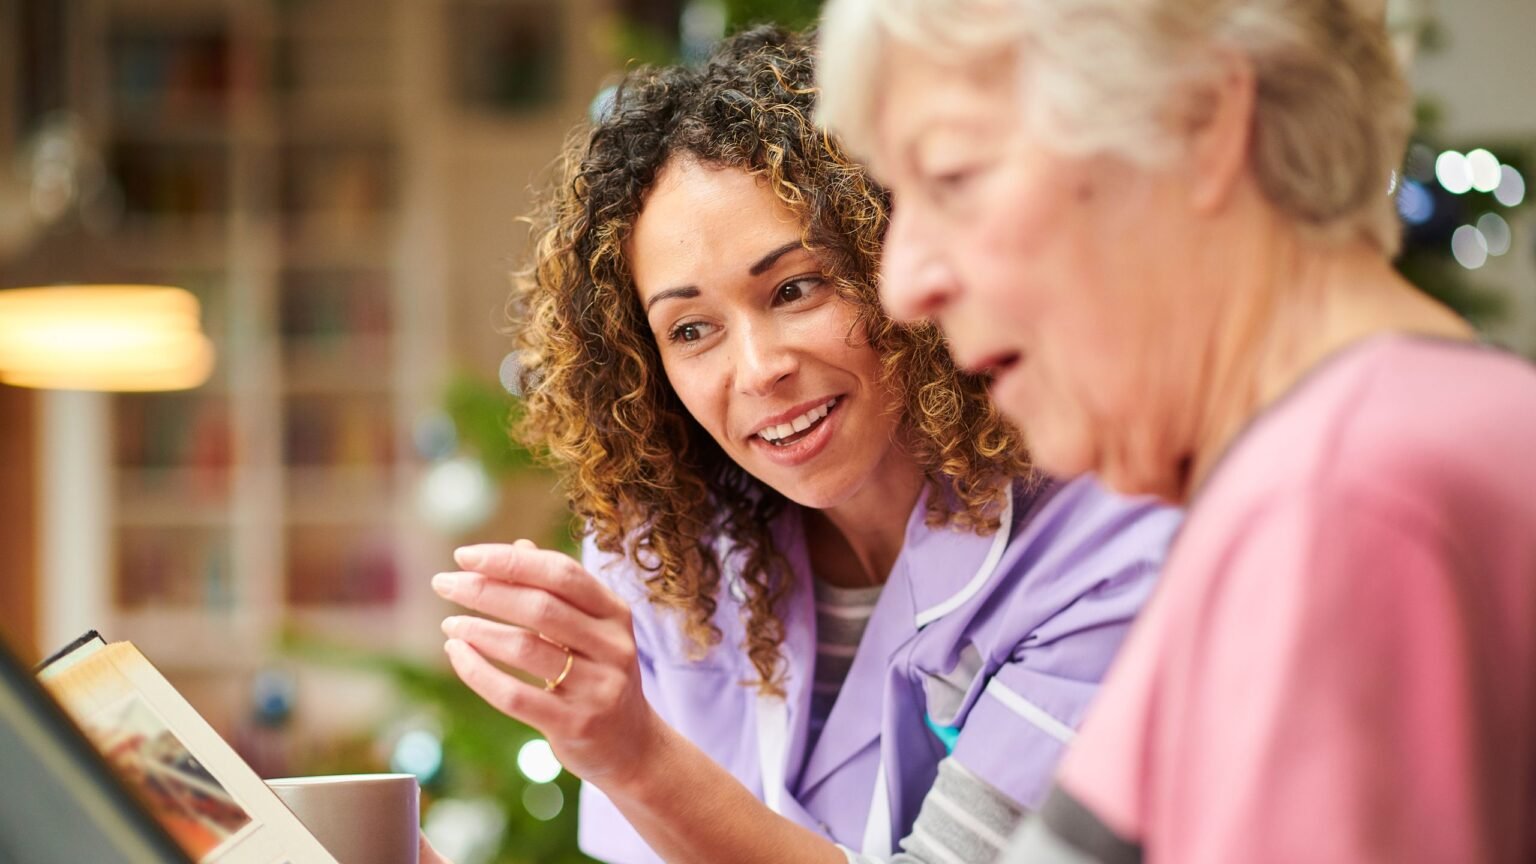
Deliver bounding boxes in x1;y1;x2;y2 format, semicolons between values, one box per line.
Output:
757;398;838;443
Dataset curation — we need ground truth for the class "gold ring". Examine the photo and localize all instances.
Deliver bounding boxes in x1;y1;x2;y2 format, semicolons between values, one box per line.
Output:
544;647;574;693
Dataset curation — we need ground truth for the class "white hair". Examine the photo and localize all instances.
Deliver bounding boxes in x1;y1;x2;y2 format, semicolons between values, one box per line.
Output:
817;0;1412;255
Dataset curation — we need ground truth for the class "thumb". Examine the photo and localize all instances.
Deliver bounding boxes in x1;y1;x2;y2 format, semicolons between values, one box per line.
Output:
419;831;453;864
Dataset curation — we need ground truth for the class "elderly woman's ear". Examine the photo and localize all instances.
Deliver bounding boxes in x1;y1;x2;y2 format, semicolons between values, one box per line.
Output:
1182;49;1258;215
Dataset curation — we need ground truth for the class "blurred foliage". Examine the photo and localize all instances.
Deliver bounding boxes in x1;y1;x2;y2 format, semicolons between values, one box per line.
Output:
445;373;541;479
284;635;595;864
722;0;822;31
443;372;580;554
610;0;822;66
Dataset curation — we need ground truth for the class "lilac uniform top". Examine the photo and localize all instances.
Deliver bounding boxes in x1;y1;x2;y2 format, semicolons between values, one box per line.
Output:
577;475;1181;862
1008;337;1536;863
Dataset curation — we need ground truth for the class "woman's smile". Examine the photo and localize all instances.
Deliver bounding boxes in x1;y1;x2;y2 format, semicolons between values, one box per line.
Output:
748;395;843;466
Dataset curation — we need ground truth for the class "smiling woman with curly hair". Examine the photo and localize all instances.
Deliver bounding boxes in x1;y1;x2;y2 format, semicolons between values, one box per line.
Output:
425;26;1179;864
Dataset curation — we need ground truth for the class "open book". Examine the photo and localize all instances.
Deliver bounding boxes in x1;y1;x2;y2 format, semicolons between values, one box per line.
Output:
34;633;339;864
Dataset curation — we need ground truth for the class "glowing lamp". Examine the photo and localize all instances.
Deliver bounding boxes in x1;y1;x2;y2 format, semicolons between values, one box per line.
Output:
0;285;215;391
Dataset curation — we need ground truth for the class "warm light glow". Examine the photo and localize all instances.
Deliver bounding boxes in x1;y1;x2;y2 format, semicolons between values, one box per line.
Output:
0;285;214;391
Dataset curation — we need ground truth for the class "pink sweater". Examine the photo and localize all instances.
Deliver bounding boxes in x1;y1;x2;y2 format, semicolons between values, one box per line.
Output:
1057;336;1536;863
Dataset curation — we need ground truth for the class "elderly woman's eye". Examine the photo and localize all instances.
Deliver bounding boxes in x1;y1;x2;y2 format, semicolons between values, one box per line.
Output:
930;167;976;196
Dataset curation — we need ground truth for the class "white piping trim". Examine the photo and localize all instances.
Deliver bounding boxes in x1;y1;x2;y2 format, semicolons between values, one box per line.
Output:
755;697;788;814
861;758;892;856
914;486;1015;628
983;678;1075;744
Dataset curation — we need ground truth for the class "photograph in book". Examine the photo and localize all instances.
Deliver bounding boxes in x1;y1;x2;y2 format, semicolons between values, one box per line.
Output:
80;692;254;858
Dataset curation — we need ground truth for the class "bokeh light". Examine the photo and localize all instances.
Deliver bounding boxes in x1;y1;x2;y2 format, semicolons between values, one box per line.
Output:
1495;165;1526;208
516;738;563;784
522;782;565;822
498;351;523;397
1451;225;1489;270
391;729;445;783
1404;143;1436;183
1436;151;1472;195
423;798;507;864
1476;212;1512;257
1396;180;1435;226
1466;149;1502;193
417;455;498;534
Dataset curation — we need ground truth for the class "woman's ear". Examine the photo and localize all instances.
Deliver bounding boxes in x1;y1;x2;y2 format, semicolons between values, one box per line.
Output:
1183;50;1258;215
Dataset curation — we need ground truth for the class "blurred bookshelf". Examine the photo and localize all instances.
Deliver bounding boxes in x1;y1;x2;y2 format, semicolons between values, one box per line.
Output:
16;0;454;689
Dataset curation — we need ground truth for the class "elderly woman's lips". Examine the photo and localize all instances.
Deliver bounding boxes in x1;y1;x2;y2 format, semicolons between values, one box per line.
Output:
967;351;1023;377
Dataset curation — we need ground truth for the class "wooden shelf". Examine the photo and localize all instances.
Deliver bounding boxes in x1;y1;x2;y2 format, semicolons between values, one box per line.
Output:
115;501;232;527
110;608;265;671
35;0;456;699
105;216;230;266
282;335;393;394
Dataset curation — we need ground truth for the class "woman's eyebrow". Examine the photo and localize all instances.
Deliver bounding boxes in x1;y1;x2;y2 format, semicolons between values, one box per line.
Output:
748;240;806;276
645;240;805;314
644;285;701;314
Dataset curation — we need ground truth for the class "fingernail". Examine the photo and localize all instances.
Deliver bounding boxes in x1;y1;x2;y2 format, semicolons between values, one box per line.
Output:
432;572;463;596
454;546;488;570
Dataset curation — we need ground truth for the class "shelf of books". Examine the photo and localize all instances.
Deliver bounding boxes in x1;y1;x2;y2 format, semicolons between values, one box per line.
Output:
87;0;441;680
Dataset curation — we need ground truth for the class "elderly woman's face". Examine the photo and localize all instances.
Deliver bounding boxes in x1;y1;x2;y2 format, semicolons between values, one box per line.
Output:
867;42;1197;496
628;158;907;510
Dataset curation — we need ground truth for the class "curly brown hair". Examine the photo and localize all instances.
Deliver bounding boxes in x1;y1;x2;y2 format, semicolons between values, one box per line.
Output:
511;25;1029;693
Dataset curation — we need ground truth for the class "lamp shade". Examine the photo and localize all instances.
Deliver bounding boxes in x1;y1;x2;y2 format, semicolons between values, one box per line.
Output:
0;285;215;392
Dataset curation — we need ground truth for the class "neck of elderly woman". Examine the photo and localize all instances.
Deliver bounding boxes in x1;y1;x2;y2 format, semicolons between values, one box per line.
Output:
1179;220;1472;502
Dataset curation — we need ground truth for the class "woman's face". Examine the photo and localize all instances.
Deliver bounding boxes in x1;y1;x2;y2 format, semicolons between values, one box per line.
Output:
628;158;908;511
866;42;1206;498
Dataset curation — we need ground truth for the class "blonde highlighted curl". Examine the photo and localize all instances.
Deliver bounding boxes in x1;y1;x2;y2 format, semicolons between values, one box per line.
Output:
511;26;1029;694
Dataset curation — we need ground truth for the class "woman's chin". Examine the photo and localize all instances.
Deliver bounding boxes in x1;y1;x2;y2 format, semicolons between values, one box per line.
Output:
772;481;851;512
1024;426;1099;485
1087;452;1183;503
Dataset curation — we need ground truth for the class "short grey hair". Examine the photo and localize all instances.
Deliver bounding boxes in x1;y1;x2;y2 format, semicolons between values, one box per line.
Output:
817;0;1412;255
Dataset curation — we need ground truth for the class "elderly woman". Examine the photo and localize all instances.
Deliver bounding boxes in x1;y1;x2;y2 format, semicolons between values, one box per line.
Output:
817;0;1536;862
426;26;1178;864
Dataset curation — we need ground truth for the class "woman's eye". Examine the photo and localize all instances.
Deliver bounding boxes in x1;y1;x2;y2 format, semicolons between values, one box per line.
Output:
774;277;826;306
667;321;712;344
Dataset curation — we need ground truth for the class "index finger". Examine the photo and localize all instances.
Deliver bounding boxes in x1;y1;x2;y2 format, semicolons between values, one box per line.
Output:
453;542;623;619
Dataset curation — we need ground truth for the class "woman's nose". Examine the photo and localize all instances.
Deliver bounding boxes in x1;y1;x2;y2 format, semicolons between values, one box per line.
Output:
879;206;957;323
734;322;798;396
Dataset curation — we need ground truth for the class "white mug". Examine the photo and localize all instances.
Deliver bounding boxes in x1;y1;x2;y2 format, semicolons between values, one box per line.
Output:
266;773;420;864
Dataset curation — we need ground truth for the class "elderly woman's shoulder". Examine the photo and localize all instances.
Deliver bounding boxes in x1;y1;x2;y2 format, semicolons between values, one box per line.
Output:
1194;335;1536;534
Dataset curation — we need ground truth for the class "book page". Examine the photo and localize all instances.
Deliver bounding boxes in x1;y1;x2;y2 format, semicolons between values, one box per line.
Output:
41;642;338;864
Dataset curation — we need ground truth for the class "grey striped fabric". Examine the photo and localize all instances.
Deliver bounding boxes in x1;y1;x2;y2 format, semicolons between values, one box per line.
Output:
997;786;1142;864
809;578;884;752
844;758;1026;864
810;583;1026;864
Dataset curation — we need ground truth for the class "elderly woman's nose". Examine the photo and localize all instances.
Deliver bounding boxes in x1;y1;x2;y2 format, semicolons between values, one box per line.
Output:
879;208;957;323
734;323;798;395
